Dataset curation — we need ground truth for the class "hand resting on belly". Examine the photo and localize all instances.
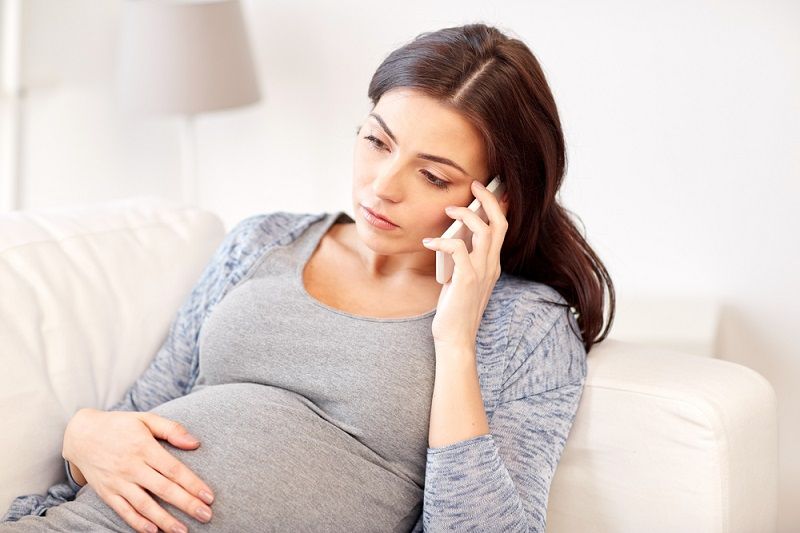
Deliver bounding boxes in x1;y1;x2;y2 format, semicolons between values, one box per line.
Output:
62;406;216;533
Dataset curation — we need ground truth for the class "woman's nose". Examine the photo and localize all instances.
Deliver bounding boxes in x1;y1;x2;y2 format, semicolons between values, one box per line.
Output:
370;166;405;202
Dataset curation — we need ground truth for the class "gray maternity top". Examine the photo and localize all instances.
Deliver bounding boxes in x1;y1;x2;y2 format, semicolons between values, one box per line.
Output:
8;212;438;532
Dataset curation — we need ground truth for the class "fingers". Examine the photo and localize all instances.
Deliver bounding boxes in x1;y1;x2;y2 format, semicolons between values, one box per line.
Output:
146;442;214;503
422;237;474;283
143;446;214;522
103;490;158;533
137;414;213;504
443;205;491;271
118;481;191;533
138;413;201;450
470;179;509;261
472;178;510;224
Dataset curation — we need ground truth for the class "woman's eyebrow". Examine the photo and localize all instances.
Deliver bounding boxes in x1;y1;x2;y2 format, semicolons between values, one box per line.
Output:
368;113;470;177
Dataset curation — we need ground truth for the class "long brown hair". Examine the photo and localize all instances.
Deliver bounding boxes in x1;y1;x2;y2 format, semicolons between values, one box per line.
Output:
366;23;615;352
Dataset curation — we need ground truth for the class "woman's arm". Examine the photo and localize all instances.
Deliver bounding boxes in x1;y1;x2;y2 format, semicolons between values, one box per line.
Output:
421;305;587;532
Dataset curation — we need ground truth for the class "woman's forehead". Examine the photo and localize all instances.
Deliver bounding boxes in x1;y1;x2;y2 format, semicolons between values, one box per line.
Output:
370;90;487;172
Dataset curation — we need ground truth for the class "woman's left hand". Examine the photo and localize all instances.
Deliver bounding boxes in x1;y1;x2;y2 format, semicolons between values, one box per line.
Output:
422;179;510;352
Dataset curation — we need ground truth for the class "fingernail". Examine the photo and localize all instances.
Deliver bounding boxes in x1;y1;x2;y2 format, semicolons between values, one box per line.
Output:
195;506;212;522
422;238;433;245
473;180;485;189
171;524;188;533
184;435;200;446
145;525;157;533
199;489;214;504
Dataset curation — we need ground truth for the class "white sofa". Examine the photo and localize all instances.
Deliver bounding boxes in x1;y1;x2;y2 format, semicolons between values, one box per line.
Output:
0;197;779;532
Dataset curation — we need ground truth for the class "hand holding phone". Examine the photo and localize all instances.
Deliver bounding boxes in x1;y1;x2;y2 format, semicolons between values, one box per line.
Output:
435;175;506;284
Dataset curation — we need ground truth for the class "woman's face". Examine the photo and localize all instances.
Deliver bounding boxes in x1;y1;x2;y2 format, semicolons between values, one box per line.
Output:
352;87;490;257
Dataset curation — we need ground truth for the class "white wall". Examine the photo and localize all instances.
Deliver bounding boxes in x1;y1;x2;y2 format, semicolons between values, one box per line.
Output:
1;0;798;530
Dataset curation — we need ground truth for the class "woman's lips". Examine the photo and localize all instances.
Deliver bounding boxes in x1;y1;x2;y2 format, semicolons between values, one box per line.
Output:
360;205;399;229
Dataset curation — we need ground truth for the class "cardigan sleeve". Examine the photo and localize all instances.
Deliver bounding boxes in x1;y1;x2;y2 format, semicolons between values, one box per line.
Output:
1;214;265;523
421;304;587;532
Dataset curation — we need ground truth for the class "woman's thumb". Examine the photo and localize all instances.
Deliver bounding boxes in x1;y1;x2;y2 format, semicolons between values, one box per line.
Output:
138;413;200;449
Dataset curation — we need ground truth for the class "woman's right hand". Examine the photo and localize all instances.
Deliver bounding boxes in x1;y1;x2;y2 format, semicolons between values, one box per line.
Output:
62;407;215;533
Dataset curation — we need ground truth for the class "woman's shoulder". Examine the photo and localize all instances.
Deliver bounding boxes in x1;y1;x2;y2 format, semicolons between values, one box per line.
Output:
486;273;586;397
224;210;329;249
491;272;572;328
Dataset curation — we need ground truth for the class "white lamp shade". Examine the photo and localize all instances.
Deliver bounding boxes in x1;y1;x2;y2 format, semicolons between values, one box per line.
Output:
116;0;261;115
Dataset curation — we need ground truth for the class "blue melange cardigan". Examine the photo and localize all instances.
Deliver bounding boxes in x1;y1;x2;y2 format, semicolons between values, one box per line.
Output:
2;210;587;532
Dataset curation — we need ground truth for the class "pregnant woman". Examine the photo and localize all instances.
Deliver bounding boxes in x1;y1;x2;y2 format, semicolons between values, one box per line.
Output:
2;22;614;532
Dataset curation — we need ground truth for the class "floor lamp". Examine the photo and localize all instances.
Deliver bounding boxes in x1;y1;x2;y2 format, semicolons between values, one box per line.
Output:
0;0;23;211
115;0;261;207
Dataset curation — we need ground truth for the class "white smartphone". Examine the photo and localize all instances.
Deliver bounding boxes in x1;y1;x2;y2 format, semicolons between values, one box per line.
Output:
435;175;506;284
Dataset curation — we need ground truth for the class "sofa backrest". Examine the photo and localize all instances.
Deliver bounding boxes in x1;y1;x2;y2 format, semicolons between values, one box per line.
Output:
0;196;225;511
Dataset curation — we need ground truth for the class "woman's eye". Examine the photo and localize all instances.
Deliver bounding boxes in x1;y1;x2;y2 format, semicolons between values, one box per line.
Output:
364;135;386;150
422;170;450;191
363;135;449;191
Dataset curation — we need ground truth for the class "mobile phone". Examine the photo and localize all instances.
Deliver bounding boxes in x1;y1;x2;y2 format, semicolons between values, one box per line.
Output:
435;175;506;284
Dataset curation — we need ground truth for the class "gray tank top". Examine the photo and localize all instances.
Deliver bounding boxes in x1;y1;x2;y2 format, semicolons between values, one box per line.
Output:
149;210;437;531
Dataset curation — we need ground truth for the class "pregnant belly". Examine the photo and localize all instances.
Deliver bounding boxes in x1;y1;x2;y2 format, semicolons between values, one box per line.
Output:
82;383;421;532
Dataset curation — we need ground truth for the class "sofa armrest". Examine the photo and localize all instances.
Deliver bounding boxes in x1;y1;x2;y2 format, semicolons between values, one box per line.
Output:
546;339;778;533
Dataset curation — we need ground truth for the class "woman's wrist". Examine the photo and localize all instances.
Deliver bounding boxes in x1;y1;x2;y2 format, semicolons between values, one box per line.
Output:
62;407;96;487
